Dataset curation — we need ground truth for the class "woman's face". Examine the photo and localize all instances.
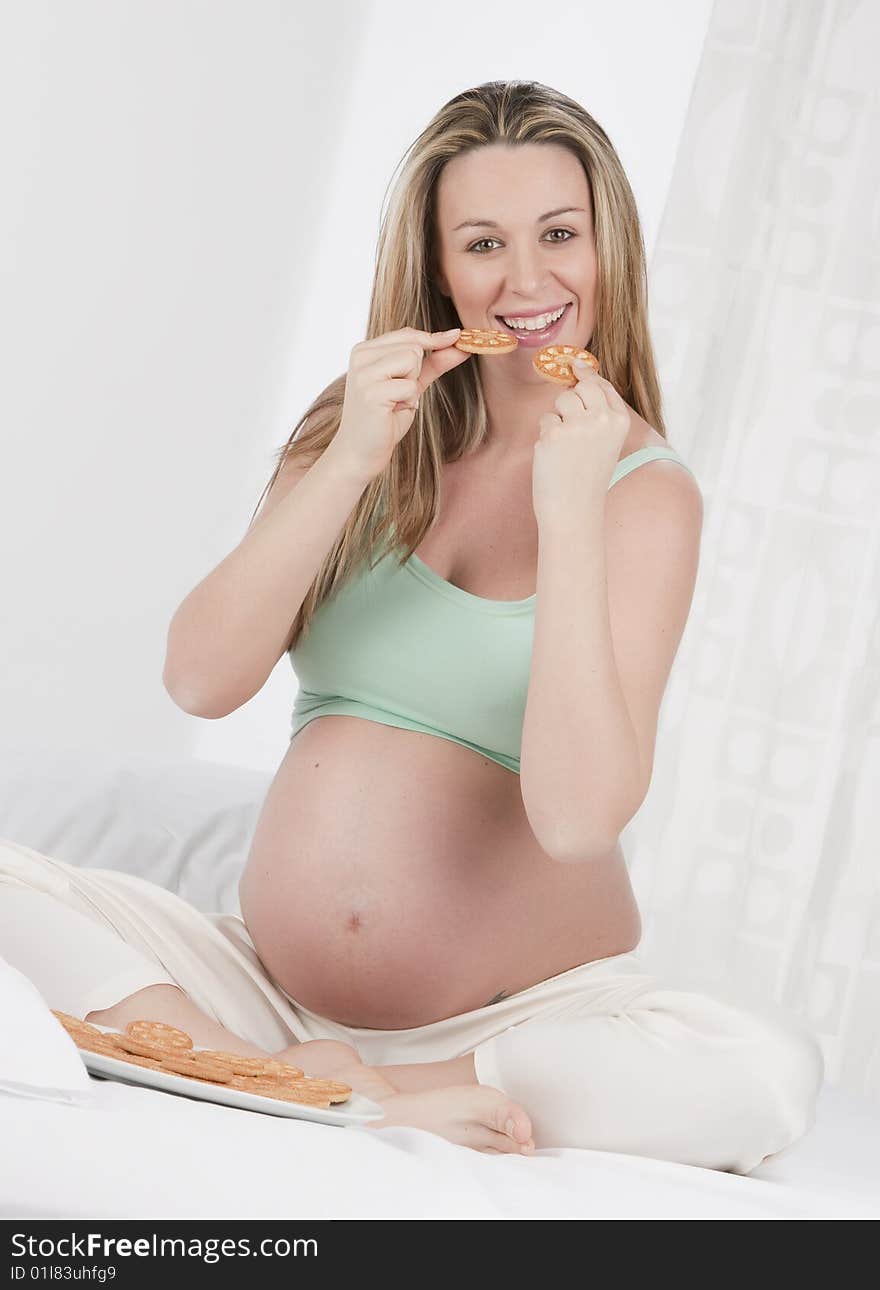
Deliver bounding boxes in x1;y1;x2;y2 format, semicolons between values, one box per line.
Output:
433;142;598;363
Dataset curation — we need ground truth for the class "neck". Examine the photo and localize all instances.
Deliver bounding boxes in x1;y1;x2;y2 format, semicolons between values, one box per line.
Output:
478;363;561;457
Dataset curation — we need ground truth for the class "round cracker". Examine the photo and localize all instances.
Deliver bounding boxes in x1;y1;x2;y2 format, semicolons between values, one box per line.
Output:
453;327;518;355
123;1019;194;1053
111;1050;167;1072
532;344;600;386
74;1031;127;1058
192;1050;281;1078
115;1033;179;1059
52;1010;104;1038
290;1078;352;1103
228;1076;332;1107
156;1052;233;1083
258;1057;306;1081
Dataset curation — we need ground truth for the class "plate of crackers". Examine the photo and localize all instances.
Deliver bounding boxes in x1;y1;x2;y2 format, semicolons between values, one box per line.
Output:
51;1011;385;1126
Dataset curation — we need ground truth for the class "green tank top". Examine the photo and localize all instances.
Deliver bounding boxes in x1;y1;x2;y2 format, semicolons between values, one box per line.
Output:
288;446;696;775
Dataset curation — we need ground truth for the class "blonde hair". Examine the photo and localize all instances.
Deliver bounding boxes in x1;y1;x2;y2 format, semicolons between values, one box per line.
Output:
249;79;667;650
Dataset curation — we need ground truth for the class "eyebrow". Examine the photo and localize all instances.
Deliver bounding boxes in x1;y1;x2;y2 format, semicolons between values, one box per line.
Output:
452;206;586;233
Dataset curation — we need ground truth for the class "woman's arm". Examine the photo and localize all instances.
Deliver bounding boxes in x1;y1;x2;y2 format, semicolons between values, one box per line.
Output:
520;465;702;862
163;443;372;719
520;497;642;862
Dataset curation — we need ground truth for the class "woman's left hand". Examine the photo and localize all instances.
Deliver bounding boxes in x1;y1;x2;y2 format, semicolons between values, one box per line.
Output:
531;359;631;527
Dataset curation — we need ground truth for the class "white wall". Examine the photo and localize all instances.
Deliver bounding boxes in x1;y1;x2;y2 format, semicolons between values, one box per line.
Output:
1;0;713;775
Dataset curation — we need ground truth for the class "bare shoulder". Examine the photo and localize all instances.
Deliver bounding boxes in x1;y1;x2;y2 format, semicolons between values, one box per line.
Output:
616;406;700;490
619;405;672;458
609;405;703;540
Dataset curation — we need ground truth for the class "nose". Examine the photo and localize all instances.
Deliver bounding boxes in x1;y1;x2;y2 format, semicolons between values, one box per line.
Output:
506;244;550;300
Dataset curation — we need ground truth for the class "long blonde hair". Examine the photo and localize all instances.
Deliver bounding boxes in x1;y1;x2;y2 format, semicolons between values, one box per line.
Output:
249;79;667;650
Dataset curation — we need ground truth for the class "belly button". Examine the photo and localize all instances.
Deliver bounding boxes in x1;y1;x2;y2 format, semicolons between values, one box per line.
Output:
345;912;363;932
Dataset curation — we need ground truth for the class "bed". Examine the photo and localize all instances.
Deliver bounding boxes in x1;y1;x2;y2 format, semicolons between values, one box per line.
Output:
1;745;877;1219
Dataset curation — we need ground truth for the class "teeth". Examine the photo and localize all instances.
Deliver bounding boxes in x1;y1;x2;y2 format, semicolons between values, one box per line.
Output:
501;304;566;331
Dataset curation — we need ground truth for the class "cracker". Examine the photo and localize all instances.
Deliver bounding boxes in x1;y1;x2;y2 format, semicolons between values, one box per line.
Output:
288;1077;352;1103
192;1050;294;1079
111;1050;167;1072
115;1033;181;1059
123;1019;194;1053
453;327;518;355
236;1072;352;1104
51;1010;104;1039
258;1058;309;1082
73;1031;127;1058
227;1076;332;1107
156;1052;233;1083
532;344;600;386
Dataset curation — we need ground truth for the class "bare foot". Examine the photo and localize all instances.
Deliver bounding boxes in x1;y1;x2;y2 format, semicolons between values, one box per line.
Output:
276;1043;536;1155
276;1040;364;1079
364;1084;535;1156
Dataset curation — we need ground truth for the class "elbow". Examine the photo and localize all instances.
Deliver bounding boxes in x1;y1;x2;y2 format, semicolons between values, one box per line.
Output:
162;669;227;720
528;815;620;864
542;831;621;864
545;787;647;864
522;790;623;864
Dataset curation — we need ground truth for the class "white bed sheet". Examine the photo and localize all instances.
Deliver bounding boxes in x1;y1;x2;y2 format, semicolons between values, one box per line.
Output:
2;746;877;1219
2;1077;877;1220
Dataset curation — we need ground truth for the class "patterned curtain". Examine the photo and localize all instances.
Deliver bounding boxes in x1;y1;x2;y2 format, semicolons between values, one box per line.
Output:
629;0;880;1104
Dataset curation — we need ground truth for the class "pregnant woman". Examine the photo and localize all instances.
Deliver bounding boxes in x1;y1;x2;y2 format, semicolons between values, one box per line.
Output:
1;80;823;1171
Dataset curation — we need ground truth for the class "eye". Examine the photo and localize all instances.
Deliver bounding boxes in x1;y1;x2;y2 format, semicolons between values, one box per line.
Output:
466;228;576;254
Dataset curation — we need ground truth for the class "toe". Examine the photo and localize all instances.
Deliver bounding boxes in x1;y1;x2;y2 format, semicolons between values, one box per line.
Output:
460;1123;522;1154
458;1089;534;1154
494;1098;533;1146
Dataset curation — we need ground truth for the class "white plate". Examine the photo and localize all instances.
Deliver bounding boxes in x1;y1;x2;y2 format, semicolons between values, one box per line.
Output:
80;1027;385;1127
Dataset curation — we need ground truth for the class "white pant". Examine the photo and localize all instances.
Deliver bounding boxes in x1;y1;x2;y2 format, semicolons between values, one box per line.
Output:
0;837;824;1174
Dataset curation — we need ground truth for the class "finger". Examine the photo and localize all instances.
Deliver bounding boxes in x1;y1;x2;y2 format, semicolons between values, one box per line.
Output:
424;326;463;351
538;410;563;431
358;333;465;384
362;327;461;353
416;341;472;394
359;344;427;381
586;373;626;410
572;361;623;407
358;331;468;393
376;376;421;405
576;379;613;415
555;385;606;416
601;378;630;414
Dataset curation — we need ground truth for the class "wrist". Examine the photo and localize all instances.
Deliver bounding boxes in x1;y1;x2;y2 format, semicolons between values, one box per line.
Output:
322;442;379;491
538;498;607;538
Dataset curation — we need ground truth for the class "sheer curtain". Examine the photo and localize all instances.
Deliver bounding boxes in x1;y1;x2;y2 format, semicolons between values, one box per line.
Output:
627;0;879;1104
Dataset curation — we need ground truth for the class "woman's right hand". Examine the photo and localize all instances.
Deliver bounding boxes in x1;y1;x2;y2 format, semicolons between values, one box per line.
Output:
330;326;471;483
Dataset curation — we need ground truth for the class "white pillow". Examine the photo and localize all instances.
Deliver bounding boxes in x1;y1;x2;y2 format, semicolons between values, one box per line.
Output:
0;954;95;1107
0;743;273;913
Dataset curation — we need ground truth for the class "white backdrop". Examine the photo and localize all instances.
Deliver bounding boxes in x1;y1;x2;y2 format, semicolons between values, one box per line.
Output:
630;0;880;1102
0;0;713;772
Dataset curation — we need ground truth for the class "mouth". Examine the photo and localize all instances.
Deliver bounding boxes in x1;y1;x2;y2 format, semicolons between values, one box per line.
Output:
495;301;573;347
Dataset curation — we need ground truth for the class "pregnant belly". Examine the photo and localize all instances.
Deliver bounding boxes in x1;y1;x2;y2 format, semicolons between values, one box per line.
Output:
238;717;641;1029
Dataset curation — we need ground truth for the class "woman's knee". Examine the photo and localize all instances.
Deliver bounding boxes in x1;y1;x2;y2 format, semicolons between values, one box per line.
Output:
85;982;188;1025
745;1010;825;1137
637;994;825;1172
479;991;824;1172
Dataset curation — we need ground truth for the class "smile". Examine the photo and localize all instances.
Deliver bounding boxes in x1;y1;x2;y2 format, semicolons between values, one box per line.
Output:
495;302;573;347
